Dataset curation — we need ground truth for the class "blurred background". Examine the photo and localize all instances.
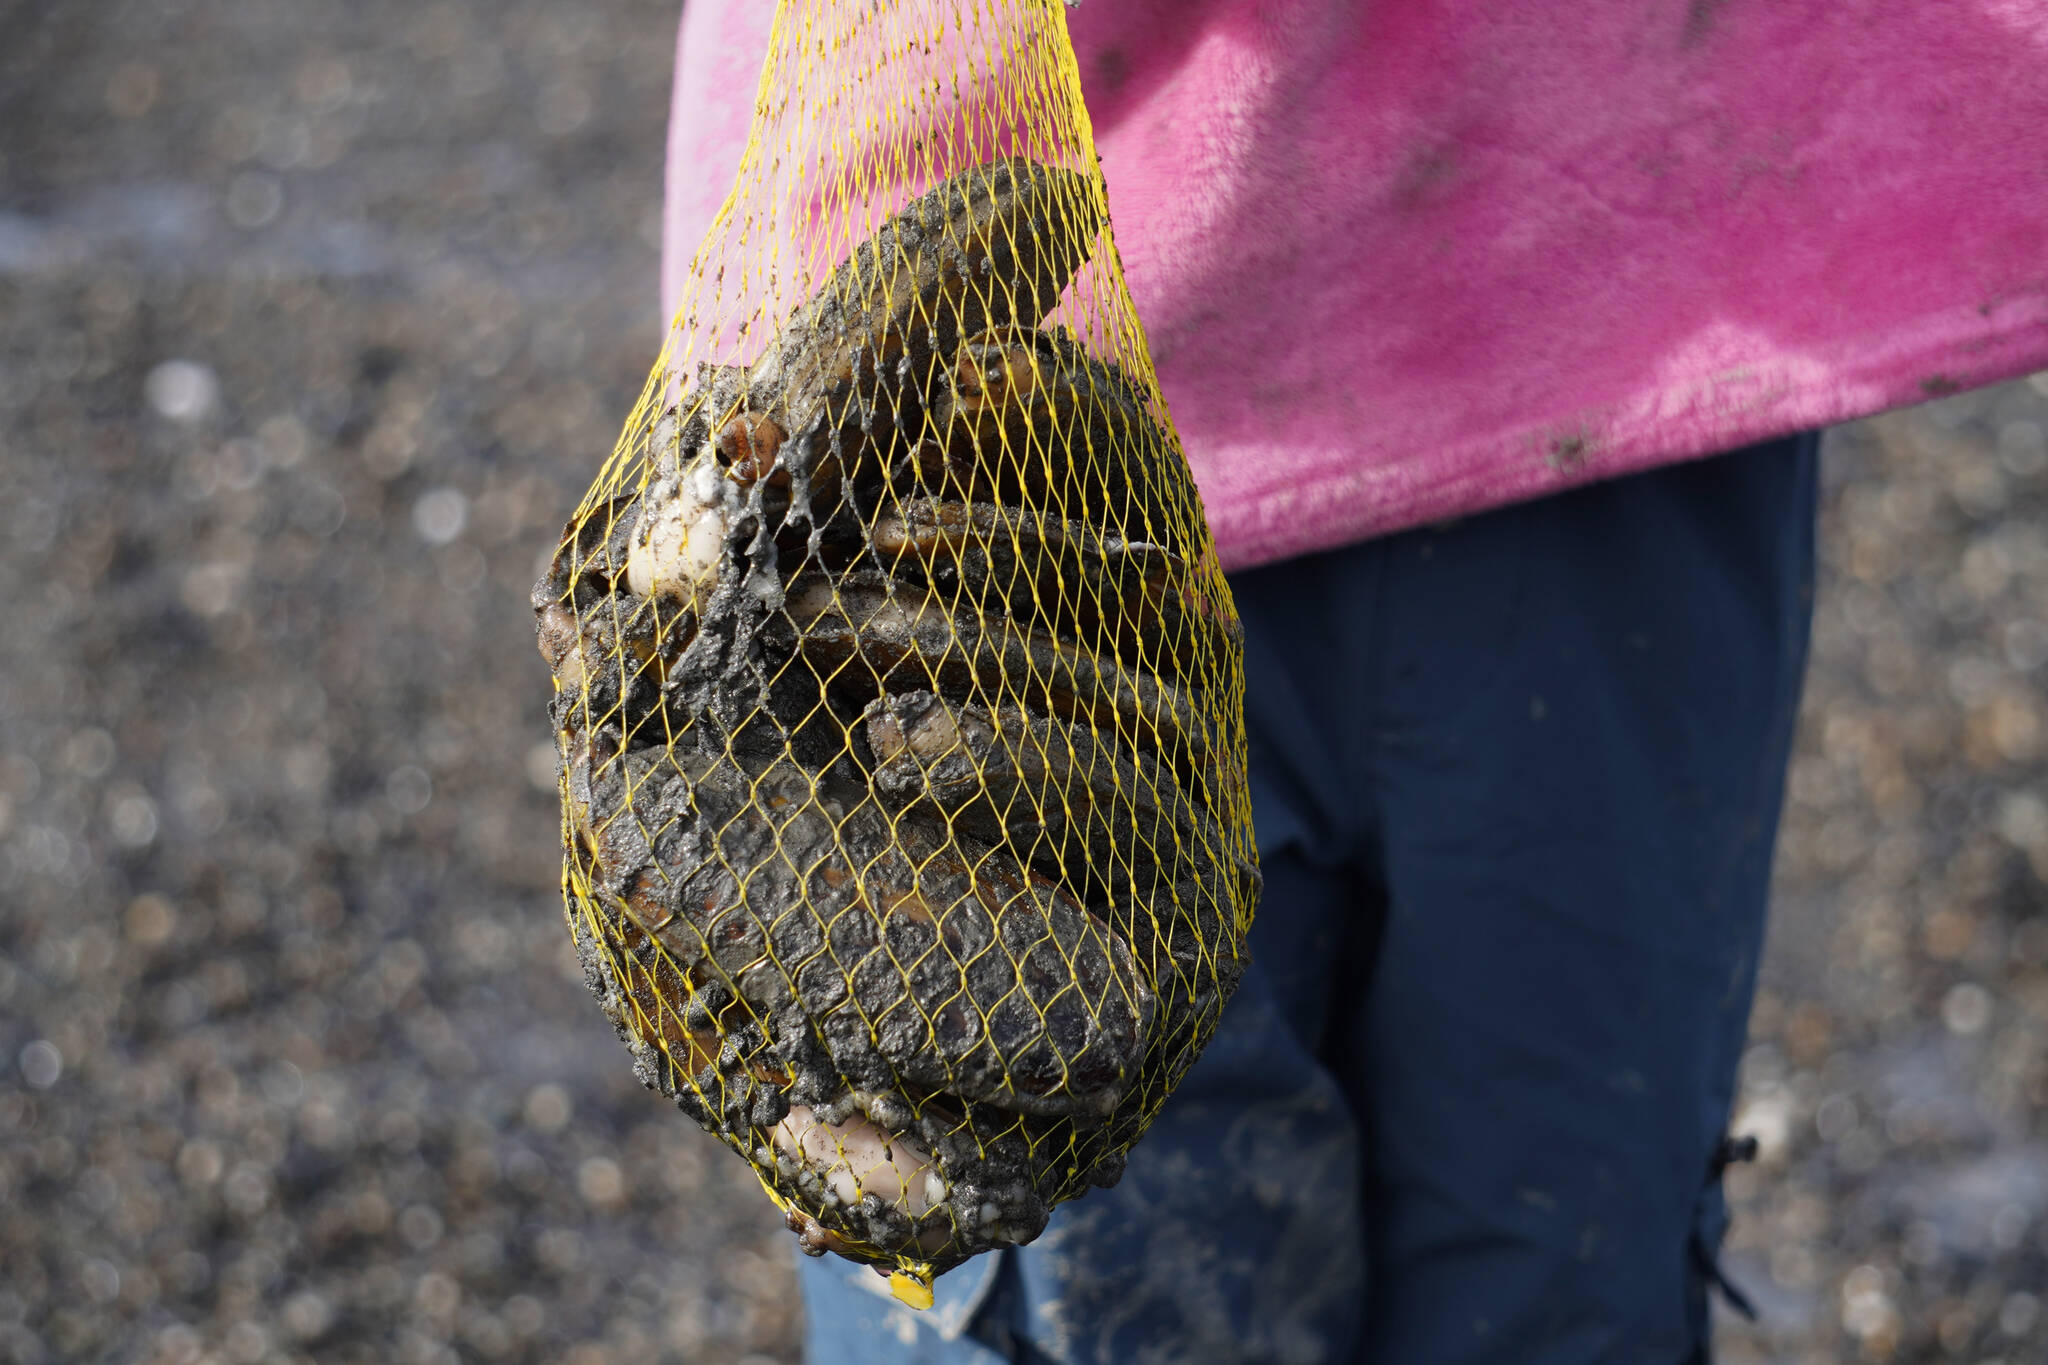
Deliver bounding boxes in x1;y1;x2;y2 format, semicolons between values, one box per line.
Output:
3;2;2047;1363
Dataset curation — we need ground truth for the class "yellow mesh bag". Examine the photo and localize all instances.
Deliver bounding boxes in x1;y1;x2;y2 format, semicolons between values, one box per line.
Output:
532;0;1259;1306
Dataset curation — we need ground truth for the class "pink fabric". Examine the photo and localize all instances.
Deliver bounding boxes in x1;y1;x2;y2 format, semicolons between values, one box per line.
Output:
666;2;2048;571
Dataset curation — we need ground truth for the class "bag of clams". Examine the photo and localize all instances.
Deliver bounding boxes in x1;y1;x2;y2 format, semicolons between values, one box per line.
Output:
533;0;1259;1308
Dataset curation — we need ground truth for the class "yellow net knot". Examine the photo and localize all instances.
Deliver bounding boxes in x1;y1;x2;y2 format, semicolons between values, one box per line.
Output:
889;1268;936;1311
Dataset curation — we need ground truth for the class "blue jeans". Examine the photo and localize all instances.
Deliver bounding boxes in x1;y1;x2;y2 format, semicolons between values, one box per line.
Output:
799;434;1821;1364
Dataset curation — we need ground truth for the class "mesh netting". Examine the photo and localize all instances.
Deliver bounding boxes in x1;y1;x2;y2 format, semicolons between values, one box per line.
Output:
531;0;1258;1305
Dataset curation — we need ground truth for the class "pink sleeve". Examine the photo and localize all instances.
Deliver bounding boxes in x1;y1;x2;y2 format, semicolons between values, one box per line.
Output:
666;1;2048;570
660;2;774;326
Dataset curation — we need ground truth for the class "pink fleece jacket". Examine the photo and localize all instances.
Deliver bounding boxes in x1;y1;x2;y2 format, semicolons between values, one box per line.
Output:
665;2;2048;571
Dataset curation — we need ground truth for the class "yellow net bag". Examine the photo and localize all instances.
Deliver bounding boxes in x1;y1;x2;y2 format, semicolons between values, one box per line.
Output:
532;0;1258;1304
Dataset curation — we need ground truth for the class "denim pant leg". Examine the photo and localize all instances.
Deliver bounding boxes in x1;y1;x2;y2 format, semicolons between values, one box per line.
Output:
1334;434;1819;1363
798;433;1818;1365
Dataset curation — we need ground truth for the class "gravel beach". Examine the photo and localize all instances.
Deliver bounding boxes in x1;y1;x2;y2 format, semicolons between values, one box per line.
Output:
4;4;2047;1362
